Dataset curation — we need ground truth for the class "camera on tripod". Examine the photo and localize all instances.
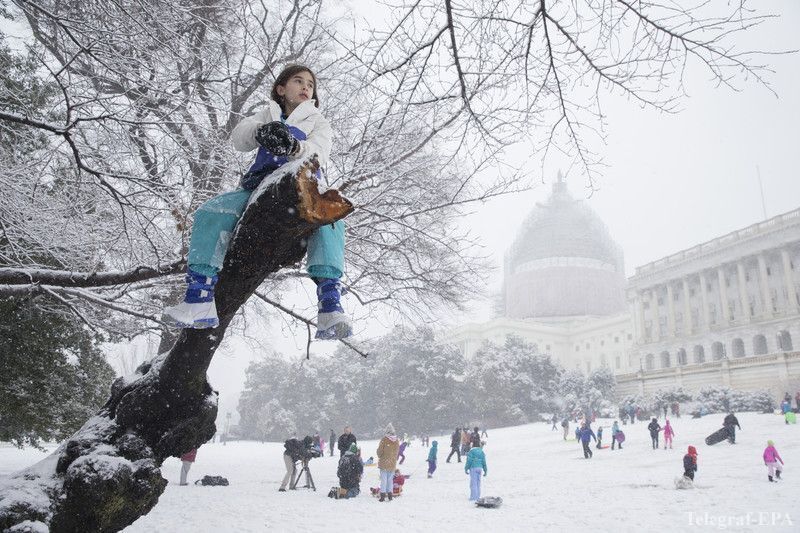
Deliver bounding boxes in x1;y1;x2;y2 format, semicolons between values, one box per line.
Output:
288;435;322;462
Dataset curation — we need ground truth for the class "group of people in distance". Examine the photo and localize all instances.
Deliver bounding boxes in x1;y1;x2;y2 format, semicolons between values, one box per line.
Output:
276;424;489;502
553;409;786;486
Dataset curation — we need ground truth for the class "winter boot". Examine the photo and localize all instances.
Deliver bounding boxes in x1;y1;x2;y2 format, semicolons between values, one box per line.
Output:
315;278;352;340
776;469;782;479
387;491;393;501
379;492;386;502
162;270;219;328
768;475;774;482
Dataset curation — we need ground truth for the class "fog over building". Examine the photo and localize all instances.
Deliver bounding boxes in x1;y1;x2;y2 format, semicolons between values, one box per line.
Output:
446;177;800;397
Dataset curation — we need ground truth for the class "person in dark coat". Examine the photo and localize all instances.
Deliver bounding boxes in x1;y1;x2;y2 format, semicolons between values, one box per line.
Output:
446;428;462;463
337;426;357;457
683;445;698;480
329;429;336;457
648;418;662;450
723;413;741;444
551;414;558;431
579;424;596;459
470;427;481;448
337;443;364;498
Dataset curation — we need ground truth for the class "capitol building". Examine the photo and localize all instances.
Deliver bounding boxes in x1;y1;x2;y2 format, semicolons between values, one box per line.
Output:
446;177;800;397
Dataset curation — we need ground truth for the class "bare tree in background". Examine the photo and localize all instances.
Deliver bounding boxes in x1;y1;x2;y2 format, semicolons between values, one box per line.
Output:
0;0;780;530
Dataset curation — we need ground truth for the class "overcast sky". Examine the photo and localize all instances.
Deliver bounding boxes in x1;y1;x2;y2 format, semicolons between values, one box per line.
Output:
454;0;800;323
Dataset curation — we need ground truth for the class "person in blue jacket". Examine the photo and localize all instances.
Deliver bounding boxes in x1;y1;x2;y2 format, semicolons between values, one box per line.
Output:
162;64;350;340
464;443;487;501
579;423;596;459
427;440;438;478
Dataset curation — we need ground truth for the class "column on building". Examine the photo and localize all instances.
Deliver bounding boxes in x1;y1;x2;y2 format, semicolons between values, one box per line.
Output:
682;277;692;335
650;287;661;341
736;261;750;322
757;254;772;317
781;248;799;312
699;271;711;330
635;291;646;343
717;266;731;323
666;283;676;337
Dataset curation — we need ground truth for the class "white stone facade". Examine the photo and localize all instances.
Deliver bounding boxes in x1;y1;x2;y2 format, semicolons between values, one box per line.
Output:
445;207;800;396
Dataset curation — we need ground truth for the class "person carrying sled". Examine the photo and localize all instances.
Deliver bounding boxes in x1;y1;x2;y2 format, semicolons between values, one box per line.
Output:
337;443;364;498
427;440;439;478
663;419;675;450
648;418;662;450
446;428;462;463
683;445;698;481
763;440;784;482
579;423;596;458
611;421;622;450
723;412;741;444
376;424;400;502
464;442;488;501
162;64;351;340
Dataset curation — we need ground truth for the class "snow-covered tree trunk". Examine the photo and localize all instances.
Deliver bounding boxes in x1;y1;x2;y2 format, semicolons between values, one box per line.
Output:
0;160;352;532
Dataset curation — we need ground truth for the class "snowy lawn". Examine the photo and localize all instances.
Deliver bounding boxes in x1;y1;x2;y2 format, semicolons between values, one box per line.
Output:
2;412;798;532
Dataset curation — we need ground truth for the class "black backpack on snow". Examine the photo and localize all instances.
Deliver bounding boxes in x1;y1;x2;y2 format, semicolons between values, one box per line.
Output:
195;475;229;486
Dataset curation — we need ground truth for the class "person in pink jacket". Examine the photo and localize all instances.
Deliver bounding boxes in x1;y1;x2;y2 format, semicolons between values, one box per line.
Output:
763;440;784;482
663;419;675;450
179;448;198;486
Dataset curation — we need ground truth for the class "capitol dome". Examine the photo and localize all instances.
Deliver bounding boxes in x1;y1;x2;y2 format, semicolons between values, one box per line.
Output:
504;176;627;319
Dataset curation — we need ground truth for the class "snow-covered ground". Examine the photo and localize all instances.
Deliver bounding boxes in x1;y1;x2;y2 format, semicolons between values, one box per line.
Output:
2;412;798;532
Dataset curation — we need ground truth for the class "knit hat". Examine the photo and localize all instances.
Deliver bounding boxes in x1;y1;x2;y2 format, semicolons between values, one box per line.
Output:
768;440;775;446
385;423;396;435
349;442;358;454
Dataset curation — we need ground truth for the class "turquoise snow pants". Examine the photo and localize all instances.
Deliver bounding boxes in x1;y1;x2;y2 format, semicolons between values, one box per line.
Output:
187;189;344;279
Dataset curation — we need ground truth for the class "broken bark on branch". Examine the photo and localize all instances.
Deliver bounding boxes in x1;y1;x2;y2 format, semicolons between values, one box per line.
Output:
0;159;352;533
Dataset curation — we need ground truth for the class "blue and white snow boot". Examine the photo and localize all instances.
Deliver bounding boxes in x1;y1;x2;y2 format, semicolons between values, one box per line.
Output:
162;270;219;329
315;278;352;340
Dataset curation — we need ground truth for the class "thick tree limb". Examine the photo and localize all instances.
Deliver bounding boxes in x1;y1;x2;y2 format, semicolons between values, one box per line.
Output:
0;260;186;288
0;159;353;532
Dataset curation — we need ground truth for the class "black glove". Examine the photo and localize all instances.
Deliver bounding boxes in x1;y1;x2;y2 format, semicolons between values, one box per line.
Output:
255;121;299;156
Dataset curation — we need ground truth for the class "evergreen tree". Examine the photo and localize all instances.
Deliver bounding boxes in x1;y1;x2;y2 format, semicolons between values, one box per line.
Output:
0;298;115;447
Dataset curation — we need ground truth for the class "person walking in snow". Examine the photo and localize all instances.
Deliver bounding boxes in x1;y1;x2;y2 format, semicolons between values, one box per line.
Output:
427;440;439;478
683;445;698;481
579;423;596;458
398;440;408;465
464;442;488;501
575;425;581;443
161;64;351;340
376;424;400;502
179;448;197;486
551;414;558;430
337;443;364;498
795;392;800;413
470;426;482;448
611;421;622;450
663;419;675;449
648;418;662;450
446;428;462;463
561;418;569;441
460;427;471;456
337;425;357;457
596;426;604;449
329;429;336;457
723;412;741;444
763;440;784;482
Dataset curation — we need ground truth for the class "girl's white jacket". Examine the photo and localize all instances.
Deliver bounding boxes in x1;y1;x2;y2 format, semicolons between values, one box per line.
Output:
230;99;332;167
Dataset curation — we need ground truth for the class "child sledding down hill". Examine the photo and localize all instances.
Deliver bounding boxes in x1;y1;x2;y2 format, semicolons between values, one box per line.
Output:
162;64;351;340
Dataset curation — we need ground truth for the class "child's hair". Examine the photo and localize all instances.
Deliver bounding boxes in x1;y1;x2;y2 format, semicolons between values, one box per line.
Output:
271;64;320;111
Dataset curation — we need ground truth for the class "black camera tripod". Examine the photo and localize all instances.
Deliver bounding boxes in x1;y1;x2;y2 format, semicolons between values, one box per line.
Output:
290;458;316;491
